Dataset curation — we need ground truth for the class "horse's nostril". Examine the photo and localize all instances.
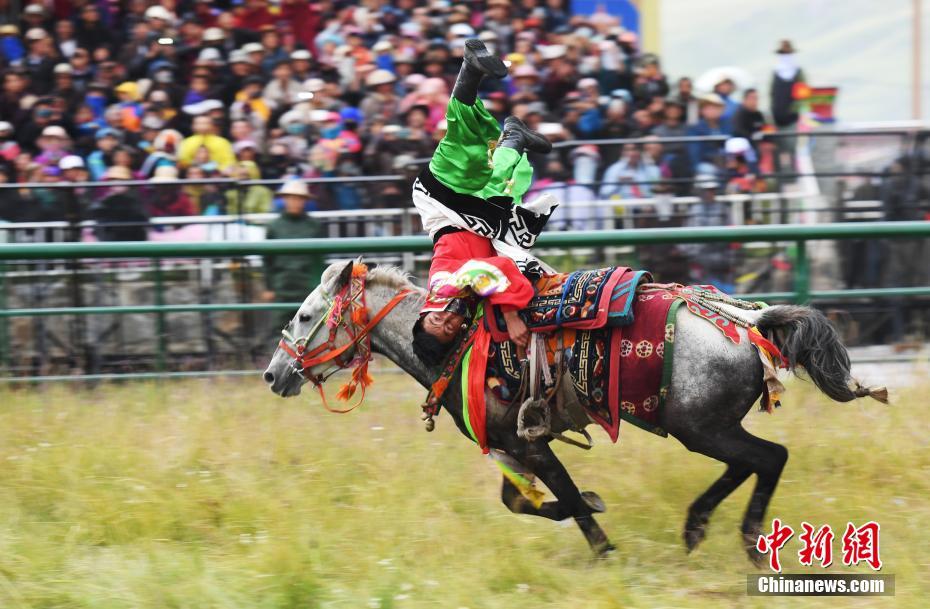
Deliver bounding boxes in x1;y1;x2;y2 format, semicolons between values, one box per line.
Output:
263;371;275;384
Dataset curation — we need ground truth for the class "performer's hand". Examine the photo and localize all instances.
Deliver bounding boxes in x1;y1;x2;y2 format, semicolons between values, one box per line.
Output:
503;310;529;350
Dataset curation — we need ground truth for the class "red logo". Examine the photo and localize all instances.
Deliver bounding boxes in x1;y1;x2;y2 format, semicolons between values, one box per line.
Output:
798;522;834;568
842;521;882;570
758;519;883;572
756;518;794;572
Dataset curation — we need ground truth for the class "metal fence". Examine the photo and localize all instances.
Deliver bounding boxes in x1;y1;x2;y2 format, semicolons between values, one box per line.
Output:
1;221;929;381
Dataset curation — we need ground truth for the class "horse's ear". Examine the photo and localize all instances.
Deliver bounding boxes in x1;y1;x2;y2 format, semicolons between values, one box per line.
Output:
322;260;355;294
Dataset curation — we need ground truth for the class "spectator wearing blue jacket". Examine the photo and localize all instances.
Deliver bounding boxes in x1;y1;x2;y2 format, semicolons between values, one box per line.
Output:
713;78;741;122
87;128;122;181
686;93;732;171
0;25;24;63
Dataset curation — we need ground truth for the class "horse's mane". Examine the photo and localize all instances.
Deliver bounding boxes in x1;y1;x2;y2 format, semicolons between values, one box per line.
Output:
367;265;422;292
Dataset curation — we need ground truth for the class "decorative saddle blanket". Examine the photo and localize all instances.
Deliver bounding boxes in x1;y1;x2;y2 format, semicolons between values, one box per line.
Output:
458;282;785;453
486;289;678;442
484;267;652;341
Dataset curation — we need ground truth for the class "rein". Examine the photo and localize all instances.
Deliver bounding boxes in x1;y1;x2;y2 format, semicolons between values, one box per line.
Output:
278;263;414;412
419;312;483;431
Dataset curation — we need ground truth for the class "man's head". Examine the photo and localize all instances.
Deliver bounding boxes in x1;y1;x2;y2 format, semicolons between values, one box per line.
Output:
277;180;310;215
621;142;642;164
192;115;213;135
412;311;465;363
742;88;759;111
699;94;725;121
714;78;735;97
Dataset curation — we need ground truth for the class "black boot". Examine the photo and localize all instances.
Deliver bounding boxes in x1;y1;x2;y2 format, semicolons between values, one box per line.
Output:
452;39;508;105
499;116;553;155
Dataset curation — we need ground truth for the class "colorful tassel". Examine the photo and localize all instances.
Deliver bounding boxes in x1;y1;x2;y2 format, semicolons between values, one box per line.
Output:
351;306;369;327
336;382;357;402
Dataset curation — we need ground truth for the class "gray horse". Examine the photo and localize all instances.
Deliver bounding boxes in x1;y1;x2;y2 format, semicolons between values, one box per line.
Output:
263;260;886;562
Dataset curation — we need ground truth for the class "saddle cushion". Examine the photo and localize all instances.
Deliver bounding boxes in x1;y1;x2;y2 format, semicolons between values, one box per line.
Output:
570;290;680;441
484;289;681;443
484;267;652;341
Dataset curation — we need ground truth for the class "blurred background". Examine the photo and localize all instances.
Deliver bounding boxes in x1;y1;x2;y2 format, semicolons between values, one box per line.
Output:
0;0;927;380
1;3;929;608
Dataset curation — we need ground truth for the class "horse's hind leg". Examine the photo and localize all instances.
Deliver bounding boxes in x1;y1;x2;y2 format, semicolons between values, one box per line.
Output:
674;424;788;565
500;476;606;521
683;463;753;552
501;476;569;520
505;440;615;556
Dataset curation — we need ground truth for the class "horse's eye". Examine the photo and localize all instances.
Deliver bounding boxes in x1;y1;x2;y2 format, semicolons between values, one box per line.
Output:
298;314;311;323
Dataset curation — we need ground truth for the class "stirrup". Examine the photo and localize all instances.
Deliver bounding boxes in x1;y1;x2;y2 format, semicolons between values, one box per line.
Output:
517;397;551;441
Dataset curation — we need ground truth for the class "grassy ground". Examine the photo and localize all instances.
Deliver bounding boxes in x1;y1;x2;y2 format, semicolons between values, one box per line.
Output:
0;371;926;609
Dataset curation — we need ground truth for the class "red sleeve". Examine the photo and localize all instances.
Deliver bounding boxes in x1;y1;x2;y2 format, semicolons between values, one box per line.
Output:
478;256;534;312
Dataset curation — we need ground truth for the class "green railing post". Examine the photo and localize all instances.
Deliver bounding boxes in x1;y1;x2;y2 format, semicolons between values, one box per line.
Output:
0;260;8;372
153;258;167;373
793;240;810;304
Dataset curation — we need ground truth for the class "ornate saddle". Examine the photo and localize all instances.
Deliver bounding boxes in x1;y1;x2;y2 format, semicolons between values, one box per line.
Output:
484;267;652;341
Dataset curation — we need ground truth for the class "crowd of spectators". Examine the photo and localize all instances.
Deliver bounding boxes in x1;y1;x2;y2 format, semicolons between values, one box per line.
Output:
0;0;803;230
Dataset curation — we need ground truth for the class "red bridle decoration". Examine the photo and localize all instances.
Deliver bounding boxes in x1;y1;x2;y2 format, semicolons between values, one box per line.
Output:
278;263;414;413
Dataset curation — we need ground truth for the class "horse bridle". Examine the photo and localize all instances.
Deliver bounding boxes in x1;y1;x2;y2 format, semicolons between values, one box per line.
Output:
277;265;414;412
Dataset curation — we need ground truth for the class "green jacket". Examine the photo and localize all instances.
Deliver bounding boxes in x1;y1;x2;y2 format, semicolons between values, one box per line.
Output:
264;213;325;296
225;185;274;215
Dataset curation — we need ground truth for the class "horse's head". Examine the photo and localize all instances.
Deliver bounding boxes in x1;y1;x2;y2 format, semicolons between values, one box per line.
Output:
263;259;358;397
263;259;418;402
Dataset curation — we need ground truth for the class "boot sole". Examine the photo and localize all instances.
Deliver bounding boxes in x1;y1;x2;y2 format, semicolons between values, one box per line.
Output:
464;39;508;79
503;117;553;154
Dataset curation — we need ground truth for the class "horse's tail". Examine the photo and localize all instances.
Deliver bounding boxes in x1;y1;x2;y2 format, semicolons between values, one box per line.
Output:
756;305;888;404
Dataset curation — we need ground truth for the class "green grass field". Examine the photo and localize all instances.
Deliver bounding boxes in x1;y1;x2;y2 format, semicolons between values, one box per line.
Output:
0;371;926;609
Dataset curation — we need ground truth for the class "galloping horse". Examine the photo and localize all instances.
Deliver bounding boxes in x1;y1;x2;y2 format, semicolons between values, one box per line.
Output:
263;260;886;561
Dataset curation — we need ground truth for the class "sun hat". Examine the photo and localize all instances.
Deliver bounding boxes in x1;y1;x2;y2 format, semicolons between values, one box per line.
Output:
277;180;310;198
59;155;85;170
365;69;397;87
41;125;68;138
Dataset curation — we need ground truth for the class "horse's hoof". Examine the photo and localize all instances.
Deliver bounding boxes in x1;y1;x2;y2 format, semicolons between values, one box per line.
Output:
684;511;709;553
743;532;766;568
595;542;617;559
684;525;706;553
581;491;606;513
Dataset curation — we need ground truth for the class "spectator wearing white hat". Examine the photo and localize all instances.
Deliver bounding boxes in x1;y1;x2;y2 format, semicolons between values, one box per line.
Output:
261;179;324;332
686;92;732;171
23;28;56;93
51;63;82;113
144;5;175;33
540;44;578;111
360;69;400;126
290;49;315;81
35;125;71;170
233;139;259;163
59;155;88;183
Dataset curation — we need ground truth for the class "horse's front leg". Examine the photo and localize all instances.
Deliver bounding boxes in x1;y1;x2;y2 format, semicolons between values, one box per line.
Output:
504;440;614;556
